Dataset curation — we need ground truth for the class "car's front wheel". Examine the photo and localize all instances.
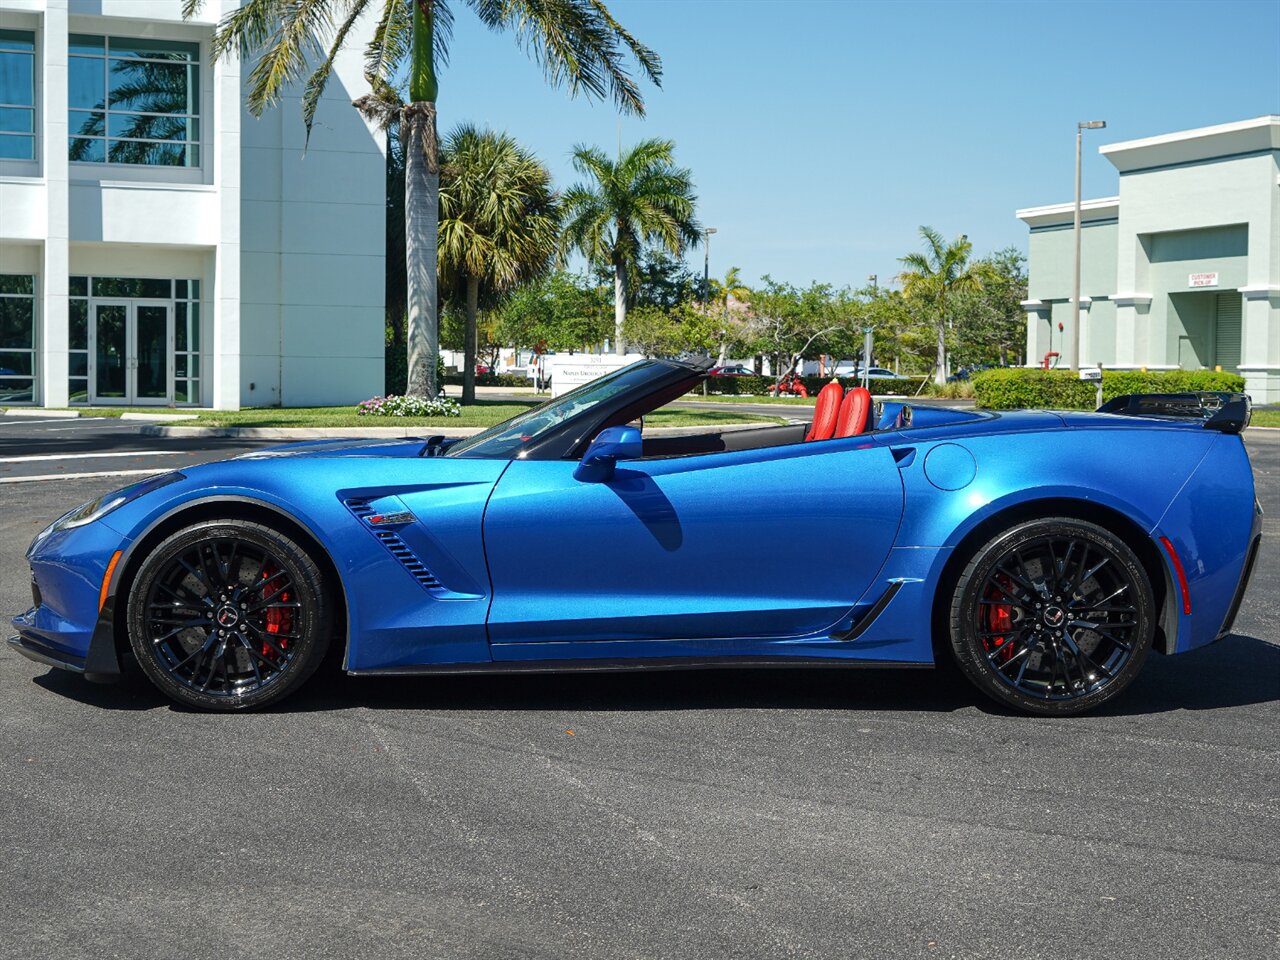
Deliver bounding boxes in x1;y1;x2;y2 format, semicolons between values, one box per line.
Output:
126;519;333;711
949;518;1156;716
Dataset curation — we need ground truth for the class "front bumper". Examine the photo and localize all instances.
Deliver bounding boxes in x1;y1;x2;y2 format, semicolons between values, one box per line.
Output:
8;633;86;673
12;516;134;684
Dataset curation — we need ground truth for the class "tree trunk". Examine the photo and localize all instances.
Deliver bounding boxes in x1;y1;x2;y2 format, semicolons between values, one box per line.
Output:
404;1;439;399
613;264;626;355
463;274;479;404
403;101;438;399
934;319;947;386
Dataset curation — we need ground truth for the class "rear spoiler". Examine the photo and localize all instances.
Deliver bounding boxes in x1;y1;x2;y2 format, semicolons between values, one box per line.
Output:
1096;391;1252;434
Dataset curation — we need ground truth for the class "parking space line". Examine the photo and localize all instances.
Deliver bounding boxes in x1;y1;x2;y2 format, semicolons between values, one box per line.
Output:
0;468;167;484
0;451;183;464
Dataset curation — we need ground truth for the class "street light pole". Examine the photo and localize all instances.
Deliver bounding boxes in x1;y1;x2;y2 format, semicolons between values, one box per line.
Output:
1071;120;1106;371
863;275;878;390
702;227;717;304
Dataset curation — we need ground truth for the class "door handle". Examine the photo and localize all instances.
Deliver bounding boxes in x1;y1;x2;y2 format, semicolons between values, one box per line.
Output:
891;447;916;468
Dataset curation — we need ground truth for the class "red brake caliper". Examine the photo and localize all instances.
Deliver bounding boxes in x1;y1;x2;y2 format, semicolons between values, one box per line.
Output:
261;564;293;659
983;574;1015;663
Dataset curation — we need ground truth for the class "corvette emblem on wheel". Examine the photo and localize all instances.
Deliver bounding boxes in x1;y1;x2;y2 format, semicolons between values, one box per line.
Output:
7;361;1261;715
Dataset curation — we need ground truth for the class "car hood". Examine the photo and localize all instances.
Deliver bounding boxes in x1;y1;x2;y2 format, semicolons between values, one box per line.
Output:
235;437;433;460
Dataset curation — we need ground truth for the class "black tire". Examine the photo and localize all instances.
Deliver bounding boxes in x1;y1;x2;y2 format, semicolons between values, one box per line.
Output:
126;520;333;711
949;518;1155;716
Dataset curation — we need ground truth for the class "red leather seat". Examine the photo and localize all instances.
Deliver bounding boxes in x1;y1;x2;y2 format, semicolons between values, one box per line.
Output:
834;387;871;438
805;381;844;441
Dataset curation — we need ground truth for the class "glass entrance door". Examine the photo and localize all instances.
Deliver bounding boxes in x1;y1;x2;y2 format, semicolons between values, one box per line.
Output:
90;301;173;404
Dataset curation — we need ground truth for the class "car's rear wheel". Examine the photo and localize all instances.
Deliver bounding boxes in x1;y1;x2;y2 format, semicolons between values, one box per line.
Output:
949;518;1156;716
126;519;332;711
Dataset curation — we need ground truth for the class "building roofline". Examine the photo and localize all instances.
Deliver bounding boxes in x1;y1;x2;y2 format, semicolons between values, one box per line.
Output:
1099;116;1280;172
1015;196;1120;227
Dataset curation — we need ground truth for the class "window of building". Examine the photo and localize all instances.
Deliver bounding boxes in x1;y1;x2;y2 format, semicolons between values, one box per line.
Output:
0;274;36;403
68;36;200;167
0;30;36;161
175;279;201;404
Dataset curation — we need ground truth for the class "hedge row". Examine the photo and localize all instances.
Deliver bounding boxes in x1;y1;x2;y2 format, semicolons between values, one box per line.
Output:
971;368;1246;410
442;372;532;387
704;374;928;397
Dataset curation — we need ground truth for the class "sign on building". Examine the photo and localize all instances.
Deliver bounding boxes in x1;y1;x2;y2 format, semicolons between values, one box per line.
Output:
1188;272;1219;288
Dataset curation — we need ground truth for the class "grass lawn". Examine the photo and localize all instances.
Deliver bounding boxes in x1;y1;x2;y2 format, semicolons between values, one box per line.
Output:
9;400;782;429
1250;409;1280;428
679;393;817;406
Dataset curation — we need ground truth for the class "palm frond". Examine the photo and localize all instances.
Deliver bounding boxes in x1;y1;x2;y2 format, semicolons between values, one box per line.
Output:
365;0;413;85
303;0;378;139
470;0;660;115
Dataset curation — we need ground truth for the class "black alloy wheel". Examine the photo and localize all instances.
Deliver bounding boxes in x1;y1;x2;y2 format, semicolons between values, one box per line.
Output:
949;518;1156;715
127;520;332;711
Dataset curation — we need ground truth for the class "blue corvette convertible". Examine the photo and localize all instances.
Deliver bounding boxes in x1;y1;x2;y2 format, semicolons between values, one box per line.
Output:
10;358;1260;714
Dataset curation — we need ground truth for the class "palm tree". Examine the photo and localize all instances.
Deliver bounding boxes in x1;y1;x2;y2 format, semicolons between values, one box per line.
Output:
897;226;985;385
561;139;700;355
438;124;558;404
708;266;751;365
185;0;661;399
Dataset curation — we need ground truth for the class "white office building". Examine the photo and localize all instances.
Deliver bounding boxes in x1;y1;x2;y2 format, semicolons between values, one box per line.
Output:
0;0;385;410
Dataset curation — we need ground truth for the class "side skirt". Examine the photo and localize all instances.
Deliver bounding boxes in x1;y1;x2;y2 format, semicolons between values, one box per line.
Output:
348;656;936;677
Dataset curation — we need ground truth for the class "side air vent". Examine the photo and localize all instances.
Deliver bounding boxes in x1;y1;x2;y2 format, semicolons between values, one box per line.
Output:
344;497;443;591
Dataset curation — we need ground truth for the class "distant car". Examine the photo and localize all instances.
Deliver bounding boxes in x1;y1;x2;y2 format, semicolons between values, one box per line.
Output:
833;363;909;381
10;357;1260;716
709;365;755;377
949;364;993;382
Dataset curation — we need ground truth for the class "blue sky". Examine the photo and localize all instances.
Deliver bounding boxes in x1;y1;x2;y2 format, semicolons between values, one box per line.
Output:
433;0;1280;289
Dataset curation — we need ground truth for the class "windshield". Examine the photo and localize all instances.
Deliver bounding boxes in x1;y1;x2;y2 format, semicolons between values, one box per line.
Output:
446;360;666;459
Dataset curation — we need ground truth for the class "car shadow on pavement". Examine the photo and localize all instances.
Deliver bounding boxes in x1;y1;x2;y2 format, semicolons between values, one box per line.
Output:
28;633;1279;716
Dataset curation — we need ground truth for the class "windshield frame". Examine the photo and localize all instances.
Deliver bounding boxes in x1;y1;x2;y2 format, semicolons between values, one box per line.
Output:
445;358;707;461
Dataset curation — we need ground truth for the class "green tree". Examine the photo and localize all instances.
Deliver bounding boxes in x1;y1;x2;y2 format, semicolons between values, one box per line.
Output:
494;271;610;353
707;266;752;364
897;226;987;385
622;302;719;358
437;124;558;403
189;0;661;399
561;138;701;355
951;247;1028;368
744;278;845;384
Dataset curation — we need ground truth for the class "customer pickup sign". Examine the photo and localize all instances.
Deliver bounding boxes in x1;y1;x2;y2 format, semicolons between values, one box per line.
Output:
1189;272;1219;288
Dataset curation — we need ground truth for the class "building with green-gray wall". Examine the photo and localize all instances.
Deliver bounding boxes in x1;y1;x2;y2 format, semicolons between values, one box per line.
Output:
1018;116;1279;403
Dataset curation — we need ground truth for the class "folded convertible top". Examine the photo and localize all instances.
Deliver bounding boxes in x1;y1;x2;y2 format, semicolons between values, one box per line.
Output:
1096;391;1252;434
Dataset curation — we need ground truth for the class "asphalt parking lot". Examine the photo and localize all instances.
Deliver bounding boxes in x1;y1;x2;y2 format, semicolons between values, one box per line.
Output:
1;415;1277;960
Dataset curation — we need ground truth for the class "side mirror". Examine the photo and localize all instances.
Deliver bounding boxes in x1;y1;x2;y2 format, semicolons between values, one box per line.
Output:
574;425;643;482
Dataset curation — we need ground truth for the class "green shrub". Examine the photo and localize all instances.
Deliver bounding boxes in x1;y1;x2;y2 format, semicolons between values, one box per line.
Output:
972;368;1247;410
442;371;531;388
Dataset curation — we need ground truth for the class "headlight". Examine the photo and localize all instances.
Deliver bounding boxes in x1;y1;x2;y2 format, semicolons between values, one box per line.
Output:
55;471;185;531
33;473;186;550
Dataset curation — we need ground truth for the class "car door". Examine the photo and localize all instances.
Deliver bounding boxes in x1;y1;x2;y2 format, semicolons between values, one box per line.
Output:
482;438;905;654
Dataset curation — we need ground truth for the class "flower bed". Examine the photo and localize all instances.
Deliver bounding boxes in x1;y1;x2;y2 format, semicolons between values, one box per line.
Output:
357;395;462;418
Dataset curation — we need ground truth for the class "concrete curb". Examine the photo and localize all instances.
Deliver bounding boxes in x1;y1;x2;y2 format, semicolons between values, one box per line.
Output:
2;408;81;419
139;421;777;440
118;412;201;422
